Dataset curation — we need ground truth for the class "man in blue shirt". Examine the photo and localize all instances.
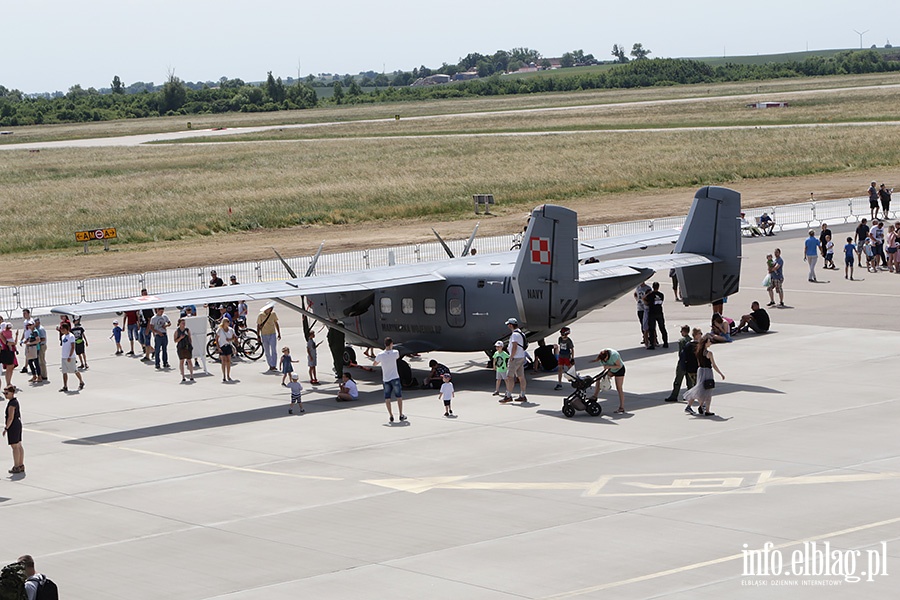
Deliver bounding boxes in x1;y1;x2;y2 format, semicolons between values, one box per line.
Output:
804;230;820;282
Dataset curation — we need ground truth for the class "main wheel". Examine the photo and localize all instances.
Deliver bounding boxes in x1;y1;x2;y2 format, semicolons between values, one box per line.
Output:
586;401;602;417
562;405;576;418
342;346;357;365
206;336;220;361
241;337;263;361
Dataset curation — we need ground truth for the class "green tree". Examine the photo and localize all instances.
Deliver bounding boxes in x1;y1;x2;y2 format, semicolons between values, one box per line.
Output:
611;44;629;63
511;47;541;65
560;53;575;68
332;81;344;104
265;71;286;102
630;43;651;60
159;72;187;113
373;73;389;87
111;75;124;94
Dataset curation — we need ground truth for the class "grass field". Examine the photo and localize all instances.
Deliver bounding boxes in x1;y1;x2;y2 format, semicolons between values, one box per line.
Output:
2;73;900;258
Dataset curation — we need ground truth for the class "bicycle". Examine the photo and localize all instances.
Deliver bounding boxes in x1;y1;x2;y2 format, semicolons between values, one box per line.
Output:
206;317;263;361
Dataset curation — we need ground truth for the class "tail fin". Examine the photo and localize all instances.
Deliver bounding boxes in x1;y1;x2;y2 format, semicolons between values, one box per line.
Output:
511;205;579;329
674;186;742;305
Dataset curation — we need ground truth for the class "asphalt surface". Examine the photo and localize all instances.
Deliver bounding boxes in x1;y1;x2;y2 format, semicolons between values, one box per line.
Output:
2;226;898;599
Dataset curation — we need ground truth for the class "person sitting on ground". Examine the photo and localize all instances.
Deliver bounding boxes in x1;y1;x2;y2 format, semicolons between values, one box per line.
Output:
709;313;732;343
336;372;359;402
533;339;558;372
421;359;450;389
736;301;770;334
759;212;776;236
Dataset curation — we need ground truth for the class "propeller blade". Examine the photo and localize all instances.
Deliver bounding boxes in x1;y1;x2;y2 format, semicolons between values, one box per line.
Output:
432;228;454;259
461;222;480;257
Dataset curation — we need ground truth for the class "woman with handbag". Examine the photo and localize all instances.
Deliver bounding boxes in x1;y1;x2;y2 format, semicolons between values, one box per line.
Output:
174;319;195;383
684;335;725;417
0;323;19;387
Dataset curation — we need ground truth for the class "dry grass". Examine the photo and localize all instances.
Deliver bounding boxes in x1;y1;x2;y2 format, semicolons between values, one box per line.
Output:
3;122;900;255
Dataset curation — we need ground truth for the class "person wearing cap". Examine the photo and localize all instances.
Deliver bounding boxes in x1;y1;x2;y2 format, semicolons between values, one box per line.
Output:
438;372;455;417
33;317;48;383
111;319;124;355
554;327;574;390
229;275;239;285
19;309;33;374
71;316;89;370
491;340;510;396
209;270;225;288
257;302;281;371
868;180;880;220
501;317;528;403
287;373;305;414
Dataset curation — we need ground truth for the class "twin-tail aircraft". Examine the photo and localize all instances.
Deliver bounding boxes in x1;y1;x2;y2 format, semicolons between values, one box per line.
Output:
53;187;742;383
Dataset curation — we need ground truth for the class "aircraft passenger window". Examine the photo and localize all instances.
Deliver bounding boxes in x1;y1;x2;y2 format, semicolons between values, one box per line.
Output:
401;298;413;314
380;297;392;314
424;298;436;315
446;285;465;327
448;299;463;316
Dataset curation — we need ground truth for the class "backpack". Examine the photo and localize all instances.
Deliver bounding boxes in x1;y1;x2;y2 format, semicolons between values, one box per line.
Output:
514;329;528;351
176;330;192;352
33;575;59;600
679;341;699;373
0;563;26;600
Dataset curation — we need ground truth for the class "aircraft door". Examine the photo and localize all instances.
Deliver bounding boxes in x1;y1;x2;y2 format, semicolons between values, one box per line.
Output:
446;285;465;328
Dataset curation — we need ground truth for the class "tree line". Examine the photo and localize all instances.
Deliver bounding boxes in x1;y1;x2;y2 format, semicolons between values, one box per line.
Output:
0;50;897;127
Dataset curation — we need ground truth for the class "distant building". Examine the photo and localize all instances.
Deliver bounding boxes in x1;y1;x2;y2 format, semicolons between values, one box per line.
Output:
411;74;452;86
453;71;479;81
746;101;789;109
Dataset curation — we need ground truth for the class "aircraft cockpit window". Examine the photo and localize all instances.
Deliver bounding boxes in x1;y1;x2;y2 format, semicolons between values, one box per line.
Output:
380;297;392;314
401;298;414;314
424;298;436;315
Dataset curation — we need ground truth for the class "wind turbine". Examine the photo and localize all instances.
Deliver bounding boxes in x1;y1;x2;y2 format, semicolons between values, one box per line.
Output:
853;29;870;49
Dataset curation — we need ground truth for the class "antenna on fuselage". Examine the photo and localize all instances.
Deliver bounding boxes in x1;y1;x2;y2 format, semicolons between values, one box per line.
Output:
305;242;325;277
461;223;480;257
432;228;454;258
272;248;299;279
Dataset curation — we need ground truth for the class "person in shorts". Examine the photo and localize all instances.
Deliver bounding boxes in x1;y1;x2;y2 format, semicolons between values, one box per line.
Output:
491;341;509;396
554;327;574;390
336;372;359;402
869;181;880;220
844;237;856;280
373;337;405;423
501;318;528;403
59;322;84;392
287;373;304;414
438;372;454;417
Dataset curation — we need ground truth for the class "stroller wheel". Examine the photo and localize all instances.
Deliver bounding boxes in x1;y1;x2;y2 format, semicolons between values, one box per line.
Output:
586;401;602;417
562;405;576;418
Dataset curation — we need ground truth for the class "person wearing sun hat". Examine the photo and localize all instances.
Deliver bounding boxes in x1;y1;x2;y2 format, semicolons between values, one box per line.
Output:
257;301;281;371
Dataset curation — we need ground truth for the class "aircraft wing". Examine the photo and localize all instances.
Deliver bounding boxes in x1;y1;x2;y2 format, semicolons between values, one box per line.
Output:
579;252;714;281
51;265;446;317
578;229;680;261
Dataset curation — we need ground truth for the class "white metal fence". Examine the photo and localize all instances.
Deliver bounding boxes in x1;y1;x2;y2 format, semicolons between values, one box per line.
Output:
2;195;889;316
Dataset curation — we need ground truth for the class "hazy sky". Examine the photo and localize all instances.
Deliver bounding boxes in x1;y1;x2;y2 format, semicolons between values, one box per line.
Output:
2;0;896;93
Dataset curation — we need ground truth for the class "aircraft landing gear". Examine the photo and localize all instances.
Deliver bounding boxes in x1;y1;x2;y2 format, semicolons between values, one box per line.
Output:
342;346;356;366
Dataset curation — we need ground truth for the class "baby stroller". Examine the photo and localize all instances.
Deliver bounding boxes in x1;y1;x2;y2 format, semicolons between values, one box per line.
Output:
561;369;609;417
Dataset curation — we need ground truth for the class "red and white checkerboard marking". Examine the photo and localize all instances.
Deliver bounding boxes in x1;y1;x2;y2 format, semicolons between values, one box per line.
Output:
530;237;551;265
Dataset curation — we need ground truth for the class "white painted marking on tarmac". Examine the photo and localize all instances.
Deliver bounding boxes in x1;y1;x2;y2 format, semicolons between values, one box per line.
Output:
363;470;900;495
541;515;900;598
26;427;343;481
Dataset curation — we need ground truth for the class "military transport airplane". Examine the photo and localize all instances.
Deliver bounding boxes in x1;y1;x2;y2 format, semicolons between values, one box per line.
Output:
52;186;742;382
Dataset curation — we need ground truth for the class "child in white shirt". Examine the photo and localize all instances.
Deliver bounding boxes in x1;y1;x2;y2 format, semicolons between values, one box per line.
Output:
287;373;305;414
438;373;455;417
